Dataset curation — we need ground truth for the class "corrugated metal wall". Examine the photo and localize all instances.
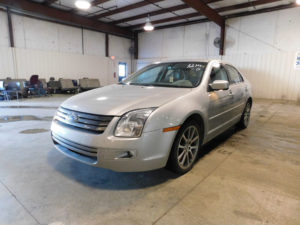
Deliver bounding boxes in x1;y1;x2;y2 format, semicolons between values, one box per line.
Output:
0;47;121;86
136;8;300;102
0;11;133;85
223;52;300;101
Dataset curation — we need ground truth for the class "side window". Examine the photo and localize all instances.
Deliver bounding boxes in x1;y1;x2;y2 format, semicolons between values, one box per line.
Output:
224;65;243;84
209;66;229;83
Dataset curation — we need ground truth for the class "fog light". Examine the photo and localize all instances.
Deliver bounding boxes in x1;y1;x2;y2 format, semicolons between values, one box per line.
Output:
114;151;134;159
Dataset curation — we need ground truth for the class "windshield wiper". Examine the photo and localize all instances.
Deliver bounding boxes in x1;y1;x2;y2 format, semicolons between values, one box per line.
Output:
128;83;153;86
127;83;192;88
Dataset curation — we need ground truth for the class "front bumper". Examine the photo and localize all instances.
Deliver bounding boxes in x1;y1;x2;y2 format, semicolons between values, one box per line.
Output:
51;117;177;172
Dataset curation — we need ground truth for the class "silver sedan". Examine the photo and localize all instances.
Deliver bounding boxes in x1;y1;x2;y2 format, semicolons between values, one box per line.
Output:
51;60;252;174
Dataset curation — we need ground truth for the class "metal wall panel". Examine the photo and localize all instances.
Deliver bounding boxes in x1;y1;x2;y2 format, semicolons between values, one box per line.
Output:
0;47;130;86
223;52;300;101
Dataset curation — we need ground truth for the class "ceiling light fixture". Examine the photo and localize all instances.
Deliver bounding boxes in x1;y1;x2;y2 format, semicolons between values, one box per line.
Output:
143;15;154;32
296;0;300;5
75;0;91;10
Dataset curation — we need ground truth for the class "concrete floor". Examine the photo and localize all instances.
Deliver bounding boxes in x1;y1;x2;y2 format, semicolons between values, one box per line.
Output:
0;96;299;225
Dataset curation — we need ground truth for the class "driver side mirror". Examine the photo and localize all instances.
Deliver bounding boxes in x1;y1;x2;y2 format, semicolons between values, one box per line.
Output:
209;80;229;91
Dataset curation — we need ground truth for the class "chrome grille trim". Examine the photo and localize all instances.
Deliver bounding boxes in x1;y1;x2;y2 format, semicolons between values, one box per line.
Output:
54;107;113;134
52;132;97;158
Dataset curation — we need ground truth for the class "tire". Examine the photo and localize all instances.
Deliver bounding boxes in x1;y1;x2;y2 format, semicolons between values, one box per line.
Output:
238;101;251;129
168;120;202;175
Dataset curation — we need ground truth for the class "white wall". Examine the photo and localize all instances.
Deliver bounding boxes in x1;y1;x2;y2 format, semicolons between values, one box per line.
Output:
137;7;300;101
138;22;220;61
0;11;133;85
225;7;300;54
224;52;300;101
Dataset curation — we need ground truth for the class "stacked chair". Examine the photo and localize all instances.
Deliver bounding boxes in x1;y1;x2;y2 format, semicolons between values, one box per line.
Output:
0;75;101;101
0;80;9;100
5;81;22;100
28;75;47;96
47;77;60;94
79;78;101;92
0;79;24;100
59;79;78;93
12;79;28;97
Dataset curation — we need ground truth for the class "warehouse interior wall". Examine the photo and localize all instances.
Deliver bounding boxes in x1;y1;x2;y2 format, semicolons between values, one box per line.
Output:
137;7;300;101
0;11;133;86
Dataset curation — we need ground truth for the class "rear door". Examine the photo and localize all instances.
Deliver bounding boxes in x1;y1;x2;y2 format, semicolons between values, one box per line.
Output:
207;65;234;136
224;64;246;117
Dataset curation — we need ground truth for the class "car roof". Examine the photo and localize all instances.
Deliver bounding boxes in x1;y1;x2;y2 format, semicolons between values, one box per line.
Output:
149;59;234;67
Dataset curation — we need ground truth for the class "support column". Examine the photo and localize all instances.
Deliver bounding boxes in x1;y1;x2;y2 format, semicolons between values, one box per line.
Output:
7;7;14;48
133;32;138;60
219;21;225;56
105;33;109;57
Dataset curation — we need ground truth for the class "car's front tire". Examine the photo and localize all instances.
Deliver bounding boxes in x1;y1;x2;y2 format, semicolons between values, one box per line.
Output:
168;120;202;174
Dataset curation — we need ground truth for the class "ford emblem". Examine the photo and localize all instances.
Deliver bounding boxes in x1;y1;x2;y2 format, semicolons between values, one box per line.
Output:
66;112;79;122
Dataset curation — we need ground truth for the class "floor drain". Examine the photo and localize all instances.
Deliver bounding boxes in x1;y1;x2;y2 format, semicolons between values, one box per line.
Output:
20;129;49;134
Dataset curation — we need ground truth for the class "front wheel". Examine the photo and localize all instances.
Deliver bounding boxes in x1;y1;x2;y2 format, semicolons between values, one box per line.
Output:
168;120;202;174
238;101;251;129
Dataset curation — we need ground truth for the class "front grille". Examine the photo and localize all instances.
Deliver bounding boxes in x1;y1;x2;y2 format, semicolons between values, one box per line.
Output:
52;132;98;159
54;107;113;134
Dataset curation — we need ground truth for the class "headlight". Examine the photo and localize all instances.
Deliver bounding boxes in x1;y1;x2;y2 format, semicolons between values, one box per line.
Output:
114;108;156;137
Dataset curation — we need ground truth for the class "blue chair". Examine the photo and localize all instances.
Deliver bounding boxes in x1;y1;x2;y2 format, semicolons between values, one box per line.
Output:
6;81;22;100
0;80;9;101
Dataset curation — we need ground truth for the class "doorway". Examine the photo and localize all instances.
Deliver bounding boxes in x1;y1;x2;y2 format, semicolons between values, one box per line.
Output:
118;62;127;82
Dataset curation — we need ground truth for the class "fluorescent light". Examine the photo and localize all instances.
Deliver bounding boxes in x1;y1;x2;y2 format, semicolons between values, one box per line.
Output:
144;17;154;31
296;0;300;5
75;0;91;10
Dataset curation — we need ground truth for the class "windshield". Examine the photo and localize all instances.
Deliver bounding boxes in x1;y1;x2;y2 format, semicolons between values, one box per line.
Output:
122;62;207;88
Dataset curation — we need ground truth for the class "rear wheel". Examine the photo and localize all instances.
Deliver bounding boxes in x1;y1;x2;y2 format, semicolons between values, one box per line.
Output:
238;101;251;129
168;120;202;174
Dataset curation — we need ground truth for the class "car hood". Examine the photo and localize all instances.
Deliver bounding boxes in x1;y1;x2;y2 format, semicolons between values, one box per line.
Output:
61;84;192;116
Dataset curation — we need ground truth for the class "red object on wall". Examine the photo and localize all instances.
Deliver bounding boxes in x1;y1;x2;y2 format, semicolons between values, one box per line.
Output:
113;72;116;78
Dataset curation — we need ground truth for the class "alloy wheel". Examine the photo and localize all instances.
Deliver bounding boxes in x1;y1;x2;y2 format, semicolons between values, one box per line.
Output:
177;125;200;170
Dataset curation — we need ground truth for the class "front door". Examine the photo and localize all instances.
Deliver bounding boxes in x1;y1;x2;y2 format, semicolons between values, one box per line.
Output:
207;65;234;137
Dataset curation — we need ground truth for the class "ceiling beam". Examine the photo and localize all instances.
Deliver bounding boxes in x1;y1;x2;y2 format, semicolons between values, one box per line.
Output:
131;0;284;29
129;12;201;29
205;0;225;3
216;0;282;13
111;4;190;25
0;0;133;39
91;0;111;6
143;18;210;31
111;0;224;25
43;0;56;6
91;0;164;19
181;0;224;26
137;2;298;31
224;2;298;18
